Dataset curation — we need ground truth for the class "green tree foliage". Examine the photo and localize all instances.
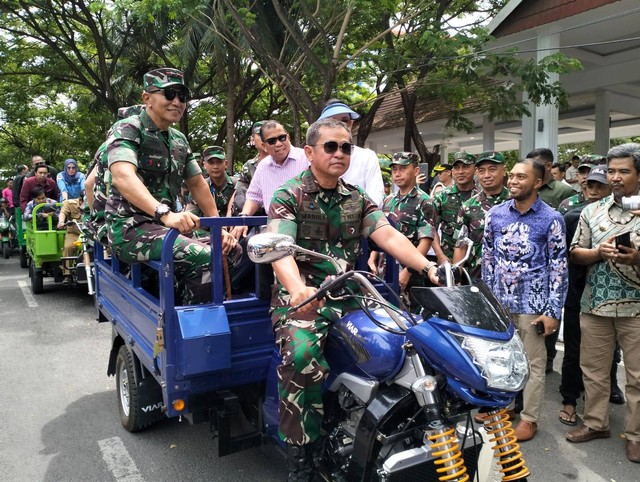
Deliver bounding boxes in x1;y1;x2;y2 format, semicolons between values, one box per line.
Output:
0;0;581;174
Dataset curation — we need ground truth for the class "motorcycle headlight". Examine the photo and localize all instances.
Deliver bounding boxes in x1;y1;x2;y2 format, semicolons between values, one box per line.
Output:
452;332;529;391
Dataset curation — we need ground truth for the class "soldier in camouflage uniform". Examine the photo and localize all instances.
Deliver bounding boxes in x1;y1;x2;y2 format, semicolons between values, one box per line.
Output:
104;67;236;305
86;105;144;244
453;151;509;280
267;118;439;481
372;151;436;307
201;146;235;216
232;121;268;215
429;151;478;260
558;156;604;214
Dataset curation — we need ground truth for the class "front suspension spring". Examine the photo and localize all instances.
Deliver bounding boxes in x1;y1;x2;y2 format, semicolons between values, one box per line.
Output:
482;408;531;481
427;426;469;482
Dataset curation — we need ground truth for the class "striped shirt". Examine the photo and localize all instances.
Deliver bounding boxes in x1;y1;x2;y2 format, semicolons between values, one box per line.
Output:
246;146;308;211
571;195;640;317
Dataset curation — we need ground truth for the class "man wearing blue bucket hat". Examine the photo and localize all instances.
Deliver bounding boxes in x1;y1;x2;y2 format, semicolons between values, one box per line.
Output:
318;99;385;206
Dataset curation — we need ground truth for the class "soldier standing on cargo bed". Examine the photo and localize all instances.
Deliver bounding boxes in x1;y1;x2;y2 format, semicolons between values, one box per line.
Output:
452;151;510;279
104;67;236;304
369;151;436;308
266;118;440;481
428;151;479;260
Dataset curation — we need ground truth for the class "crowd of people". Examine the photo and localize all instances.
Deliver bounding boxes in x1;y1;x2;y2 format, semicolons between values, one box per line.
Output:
3;66;639;480
2;155;86;263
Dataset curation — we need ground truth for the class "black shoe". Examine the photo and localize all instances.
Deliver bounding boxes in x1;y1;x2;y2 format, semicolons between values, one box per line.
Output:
286;444;314;482
545;360;553;374
610;386;625;405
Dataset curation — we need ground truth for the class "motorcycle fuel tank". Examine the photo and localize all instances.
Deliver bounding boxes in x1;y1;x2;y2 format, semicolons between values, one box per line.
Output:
324;308;407;383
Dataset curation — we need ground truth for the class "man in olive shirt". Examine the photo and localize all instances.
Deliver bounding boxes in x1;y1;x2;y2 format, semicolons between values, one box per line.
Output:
527;148;574;210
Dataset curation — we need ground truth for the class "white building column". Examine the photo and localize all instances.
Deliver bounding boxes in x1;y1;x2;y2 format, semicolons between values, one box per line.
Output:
483;115;495;151
439;145;448;166
521;91;536;158
595;91;611;155
534;31;560;156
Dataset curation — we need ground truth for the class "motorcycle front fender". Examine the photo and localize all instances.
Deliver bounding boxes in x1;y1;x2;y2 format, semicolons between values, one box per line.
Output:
347;384;414;481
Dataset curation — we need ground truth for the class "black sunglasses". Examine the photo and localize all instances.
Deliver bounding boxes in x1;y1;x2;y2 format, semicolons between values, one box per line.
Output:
148;88;188;103
309;140;353;156
264;134;288;145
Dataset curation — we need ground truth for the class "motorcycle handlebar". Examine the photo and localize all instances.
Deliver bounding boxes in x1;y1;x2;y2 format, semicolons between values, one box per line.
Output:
290;272;353;312
290;271;412;331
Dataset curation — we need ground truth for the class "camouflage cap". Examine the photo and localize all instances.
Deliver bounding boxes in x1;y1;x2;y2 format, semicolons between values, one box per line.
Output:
143;67;186;91
252;121;266;135
117;104;144;120
580;154;606;166
452;151;476;165
476;150;505;165
203;145;226;162
390;151;419;166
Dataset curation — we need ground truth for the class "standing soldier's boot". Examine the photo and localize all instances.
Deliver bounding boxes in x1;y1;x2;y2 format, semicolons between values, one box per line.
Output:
285;443;314;482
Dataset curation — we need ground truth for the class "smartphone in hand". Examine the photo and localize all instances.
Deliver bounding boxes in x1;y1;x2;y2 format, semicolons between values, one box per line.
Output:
615;232;632;249
535;321;545;336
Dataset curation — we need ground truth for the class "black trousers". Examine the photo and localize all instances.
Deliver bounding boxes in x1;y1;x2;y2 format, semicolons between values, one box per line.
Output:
560;307;583;405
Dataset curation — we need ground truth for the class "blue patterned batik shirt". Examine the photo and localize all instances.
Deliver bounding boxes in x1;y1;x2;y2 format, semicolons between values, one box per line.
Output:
482;197;568;320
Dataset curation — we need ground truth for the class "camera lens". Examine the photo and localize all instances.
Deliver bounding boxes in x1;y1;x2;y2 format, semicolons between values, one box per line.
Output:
621;196;640;210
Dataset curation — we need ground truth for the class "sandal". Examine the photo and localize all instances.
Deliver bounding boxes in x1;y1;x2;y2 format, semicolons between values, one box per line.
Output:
559;406;578;426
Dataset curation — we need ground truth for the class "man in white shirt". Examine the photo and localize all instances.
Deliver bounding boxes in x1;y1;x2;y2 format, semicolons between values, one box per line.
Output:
318;100;385;206
565;155;581;192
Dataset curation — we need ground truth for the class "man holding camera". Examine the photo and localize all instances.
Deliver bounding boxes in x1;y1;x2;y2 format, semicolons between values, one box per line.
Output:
565;143;640;464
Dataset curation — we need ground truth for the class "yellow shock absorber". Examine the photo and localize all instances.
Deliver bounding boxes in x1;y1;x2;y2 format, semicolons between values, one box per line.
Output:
481;408;531;481
427;426;469;482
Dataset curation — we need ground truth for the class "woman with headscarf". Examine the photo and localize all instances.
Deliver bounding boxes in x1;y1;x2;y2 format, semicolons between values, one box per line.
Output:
56;158;86;201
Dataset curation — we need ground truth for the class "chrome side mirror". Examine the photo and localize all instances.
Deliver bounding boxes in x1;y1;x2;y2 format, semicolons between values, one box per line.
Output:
247;233;296;264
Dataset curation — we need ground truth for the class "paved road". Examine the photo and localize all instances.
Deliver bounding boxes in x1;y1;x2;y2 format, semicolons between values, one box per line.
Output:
0;255;637;481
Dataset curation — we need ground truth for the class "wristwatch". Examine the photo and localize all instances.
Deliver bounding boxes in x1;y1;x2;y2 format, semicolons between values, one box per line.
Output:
154;203;171;221
421;265;435;278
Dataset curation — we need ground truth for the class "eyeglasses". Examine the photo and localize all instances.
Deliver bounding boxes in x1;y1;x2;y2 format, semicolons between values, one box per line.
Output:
264;134;288;145
148;88;188;103
309;141;353;156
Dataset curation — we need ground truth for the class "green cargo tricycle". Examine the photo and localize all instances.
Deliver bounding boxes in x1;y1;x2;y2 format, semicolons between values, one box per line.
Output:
25;203;93;294
14;207;28;268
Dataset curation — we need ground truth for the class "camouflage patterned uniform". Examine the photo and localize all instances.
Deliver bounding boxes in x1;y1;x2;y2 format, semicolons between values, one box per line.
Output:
207;173;235;216
233;155;262;215
558;192;587;215
429;184;478;258
382;185;435;298
87;105;144;244
105;69;211;305
454;186;510;278
267;168;388;445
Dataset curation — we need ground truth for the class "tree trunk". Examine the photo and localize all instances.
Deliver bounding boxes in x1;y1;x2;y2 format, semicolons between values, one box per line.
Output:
226;52;238;172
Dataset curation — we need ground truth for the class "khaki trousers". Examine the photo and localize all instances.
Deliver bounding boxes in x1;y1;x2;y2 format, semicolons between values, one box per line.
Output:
580;312;640;442
62;232;79;275
514;314;547;423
